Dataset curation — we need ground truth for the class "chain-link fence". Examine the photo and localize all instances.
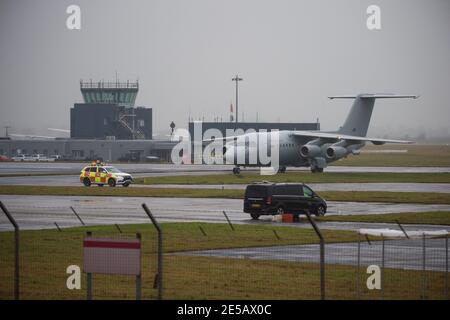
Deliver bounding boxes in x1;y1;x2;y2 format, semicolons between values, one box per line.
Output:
0;201;448;300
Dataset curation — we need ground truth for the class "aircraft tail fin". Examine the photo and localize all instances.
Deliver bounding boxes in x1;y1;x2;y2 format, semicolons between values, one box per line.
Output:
328;94;419;137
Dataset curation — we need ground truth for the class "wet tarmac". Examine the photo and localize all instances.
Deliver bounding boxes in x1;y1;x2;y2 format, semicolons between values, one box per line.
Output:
1;194;449;231
178;238;449;271
146;183;450;193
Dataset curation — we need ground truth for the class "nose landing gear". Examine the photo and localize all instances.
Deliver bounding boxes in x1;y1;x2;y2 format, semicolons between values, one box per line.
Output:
277;166;287;174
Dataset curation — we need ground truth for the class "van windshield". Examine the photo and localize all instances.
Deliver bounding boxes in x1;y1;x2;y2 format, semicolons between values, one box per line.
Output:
245;186;268;197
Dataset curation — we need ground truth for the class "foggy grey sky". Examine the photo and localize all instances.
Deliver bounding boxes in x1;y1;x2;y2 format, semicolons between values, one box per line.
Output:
0;0;449;139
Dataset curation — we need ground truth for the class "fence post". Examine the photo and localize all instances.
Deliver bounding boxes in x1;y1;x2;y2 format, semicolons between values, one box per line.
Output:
421;233;426;300
136;233;142;300
381;234;385;300
305;210;325;300
70;206;85;226
0;201;19;300
446;235;448;300
357;233;361;299
222;211;235;231
395;220;409;239
142;203;163;300
54;222;62;232
86;231;92;300
199;225;207;236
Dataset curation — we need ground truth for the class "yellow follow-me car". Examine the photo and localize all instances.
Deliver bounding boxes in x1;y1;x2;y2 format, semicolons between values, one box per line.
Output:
79;161;133;187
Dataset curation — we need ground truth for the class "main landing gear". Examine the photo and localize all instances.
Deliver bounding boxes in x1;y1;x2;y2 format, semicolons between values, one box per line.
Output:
232;167;241;175
310;166;324;173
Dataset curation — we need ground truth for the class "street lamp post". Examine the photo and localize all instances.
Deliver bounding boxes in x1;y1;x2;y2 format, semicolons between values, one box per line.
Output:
232;75;243;123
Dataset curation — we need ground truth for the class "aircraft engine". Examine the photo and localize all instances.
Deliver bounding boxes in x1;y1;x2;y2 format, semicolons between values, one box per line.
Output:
325;146;348;160
300;144;322;158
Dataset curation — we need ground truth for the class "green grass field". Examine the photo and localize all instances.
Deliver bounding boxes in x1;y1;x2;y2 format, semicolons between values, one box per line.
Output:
0;222;446;300
1;185;449;204
134;172;450;185
334;144;450;167
318;211;450;225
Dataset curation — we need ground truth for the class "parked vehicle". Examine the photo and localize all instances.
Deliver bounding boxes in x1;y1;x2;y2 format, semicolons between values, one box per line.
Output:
0;155;10;162
48;155;62;161
12;154;34;162
31;154;48;162
243;182;327;220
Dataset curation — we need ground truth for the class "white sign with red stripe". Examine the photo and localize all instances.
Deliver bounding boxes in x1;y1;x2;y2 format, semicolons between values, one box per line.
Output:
83;237;141;276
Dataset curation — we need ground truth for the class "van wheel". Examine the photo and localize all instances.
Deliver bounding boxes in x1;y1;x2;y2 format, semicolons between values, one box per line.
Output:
276;206;285;215
315;205;326;216
108;178;116;187
250;213;260;220
83;178;91;187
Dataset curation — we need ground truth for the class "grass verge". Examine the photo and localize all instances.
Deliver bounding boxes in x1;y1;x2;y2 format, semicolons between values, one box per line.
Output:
334;144;450;167
134;172;450;185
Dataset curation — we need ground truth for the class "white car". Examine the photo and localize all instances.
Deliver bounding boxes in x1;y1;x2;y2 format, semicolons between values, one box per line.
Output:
48;155;61;161
31;154;50;162
12;154;33;162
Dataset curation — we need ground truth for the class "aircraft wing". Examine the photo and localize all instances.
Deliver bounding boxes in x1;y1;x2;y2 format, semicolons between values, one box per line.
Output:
290;131;413;145
328;94;420;99
202;131;413;144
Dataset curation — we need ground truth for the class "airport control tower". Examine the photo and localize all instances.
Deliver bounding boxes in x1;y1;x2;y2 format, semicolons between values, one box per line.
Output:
71;80;152;140
80;80;139;106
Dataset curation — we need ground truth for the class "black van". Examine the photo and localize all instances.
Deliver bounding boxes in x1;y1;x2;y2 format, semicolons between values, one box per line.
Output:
243;183;327;220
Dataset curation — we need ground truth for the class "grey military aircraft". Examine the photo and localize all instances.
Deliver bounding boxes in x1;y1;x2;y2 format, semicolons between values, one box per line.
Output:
209;94;419;173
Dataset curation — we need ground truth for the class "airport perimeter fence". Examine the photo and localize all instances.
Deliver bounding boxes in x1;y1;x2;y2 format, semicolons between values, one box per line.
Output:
0;201;449;300
353;234;448;300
